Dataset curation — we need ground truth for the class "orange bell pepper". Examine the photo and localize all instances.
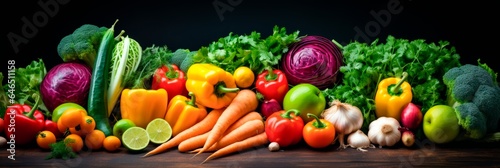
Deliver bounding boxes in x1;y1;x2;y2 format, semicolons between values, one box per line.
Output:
164;92;207;136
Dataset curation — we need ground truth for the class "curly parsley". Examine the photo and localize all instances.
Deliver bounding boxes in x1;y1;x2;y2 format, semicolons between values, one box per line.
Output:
323;35;461;132
193;25;300;74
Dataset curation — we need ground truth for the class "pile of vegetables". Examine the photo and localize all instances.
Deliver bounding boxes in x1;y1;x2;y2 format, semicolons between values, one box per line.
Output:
3;20;500;164
322;36;462;132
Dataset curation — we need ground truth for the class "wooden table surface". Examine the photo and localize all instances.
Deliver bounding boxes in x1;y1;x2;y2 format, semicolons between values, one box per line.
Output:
1;140;499;168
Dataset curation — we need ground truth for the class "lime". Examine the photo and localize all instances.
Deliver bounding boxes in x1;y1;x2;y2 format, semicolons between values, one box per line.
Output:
122;127;150;151
146;118;172;144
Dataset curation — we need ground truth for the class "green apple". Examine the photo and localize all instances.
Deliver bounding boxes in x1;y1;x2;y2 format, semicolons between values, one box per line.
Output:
283;83;326;123
423;105;460;144
52;102;86;123
113;119;136;140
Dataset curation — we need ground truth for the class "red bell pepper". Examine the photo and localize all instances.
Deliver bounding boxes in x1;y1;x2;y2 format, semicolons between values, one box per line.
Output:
255;68;289;105
4;97;45;145
264;109;304;147
152;64;188;102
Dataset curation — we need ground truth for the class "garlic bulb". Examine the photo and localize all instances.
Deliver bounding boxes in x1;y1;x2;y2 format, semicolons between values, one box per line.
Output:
321;100;363;149
368;117;401;147
347;130;375;152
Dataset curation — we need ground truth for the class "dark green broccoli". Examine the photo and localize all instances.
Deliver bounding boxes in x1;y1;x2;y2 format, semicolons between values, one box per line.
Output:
57;24;108;69
180;51;196;73
455;102;487;139
170;49;190;66
443;60;500;140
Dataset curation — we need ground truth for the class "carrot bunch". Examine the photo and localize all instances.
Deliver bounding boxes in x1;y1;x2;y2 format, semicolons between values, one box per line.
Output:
143;89;269;164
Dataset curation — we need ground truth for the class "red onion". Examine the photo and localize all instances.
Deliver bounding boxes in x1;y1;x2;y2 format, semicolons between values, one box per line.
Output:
260;98;283;119
281;35;343;89
400;103;423;130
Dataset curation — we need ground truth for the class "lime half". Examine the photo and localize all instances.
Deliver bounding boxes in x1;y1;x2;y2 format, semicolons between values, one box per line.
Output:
146;118;172;144
122;127;150;151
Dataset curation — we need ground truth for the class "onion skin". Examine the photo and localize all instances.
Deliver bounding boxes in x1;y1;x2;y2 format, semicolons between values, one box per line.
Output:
260;98;283;119
401;130;415;147
281;35;343;89
400;103;423;130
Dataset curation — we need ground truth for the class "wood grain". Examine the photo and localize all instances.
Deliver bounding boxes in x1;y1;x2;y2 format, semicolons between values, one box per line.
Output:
1;140;499;167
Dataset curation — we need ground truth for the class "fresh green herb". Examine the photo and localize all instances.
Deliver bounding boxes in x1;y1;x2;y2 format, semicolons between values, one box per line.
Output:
124;45;172;89
193;25;300;74
45;138;78;160
0;73;8;116
2;59;49;116
322;35;461;132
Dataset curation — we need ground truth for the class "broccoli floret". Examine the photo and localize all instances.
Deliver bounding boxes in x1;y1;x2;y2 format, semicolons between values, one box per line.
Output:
452;74;480;103
443;61;500;140
442;66;463;86
57;24;108;69
473;85;500;132
170;49;190;66
454;102;487;139
180;51;196;73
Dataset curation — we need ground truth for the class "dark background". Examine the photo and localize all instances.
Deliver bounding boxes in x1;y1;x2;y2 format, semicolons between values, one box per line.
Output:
2;0;499;84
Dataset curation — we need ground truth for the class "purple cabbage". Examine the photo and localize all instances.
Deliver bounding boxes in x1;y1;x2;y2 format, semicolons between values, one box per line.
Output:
281;35;343;89
40;62;92;112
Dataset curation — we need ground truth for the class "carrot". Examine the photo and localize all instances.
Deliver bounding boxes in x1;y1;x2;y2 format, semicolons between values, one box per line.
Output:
142;108;224;157
194;89;258;156
179;111;263;153
192;119;264;153
201;132;268;164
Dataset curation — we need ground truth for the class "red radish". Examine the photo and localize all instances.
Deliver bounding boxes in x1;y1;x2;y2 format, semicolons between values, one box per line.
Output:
401;130;415;147
260;98;283;119
400;103;423;130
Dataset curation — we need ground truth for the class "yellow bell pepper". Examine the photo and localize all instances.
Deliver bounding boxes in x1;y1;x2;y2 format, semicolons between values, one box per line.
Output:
185;63;240;109
374;72;413;122
120;88;168;128
165;92;207;136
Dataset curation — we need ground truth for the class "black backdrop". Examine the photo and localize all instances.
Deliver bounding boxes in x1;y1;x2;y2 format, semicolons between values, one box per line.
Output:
3;0;499;83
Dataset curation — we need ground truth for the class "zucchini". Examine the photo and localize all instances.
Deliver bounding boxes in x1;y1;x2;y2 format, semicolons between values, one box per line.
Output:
87;20;119;136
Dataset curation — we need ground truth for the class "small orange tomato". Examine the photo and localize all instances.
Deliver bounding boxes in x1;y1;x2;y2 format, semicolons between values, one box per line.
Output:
103;135;121;152
37;131;57;150
80;116;96;135
302;113;336;149
85;129;106;150
65;134;84;152
57;119;68;134
69;126;85;137
60;108;85;128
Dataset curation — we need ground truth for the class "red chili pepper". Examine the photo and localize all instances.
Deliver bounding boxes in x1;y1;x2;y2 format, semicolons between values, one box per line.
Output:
264;109;304;147
152;64;188;102
255;68;289;105
4;99;45;145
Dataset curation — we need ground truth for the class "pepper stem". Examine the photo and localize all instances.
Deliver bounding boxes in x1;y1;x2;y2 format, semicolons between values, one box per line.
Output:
166;64;179;79
25;93;41;119
186;92;197;108
281;109;301;119
390;72;408;94
307;113;326;129
216;83;240;94
265;67;277;81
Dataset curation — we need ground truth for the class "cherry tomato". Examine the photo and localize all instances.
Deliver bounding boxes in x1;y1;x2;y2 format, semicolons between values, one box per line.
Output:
65;134;84;152
37;130;57;150
103;135;121;152
85;129;105;150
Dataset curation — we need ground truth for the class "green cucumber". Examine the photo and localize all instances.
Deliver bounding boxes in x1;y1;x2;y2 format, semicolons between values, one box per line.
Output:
87;20;119;136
